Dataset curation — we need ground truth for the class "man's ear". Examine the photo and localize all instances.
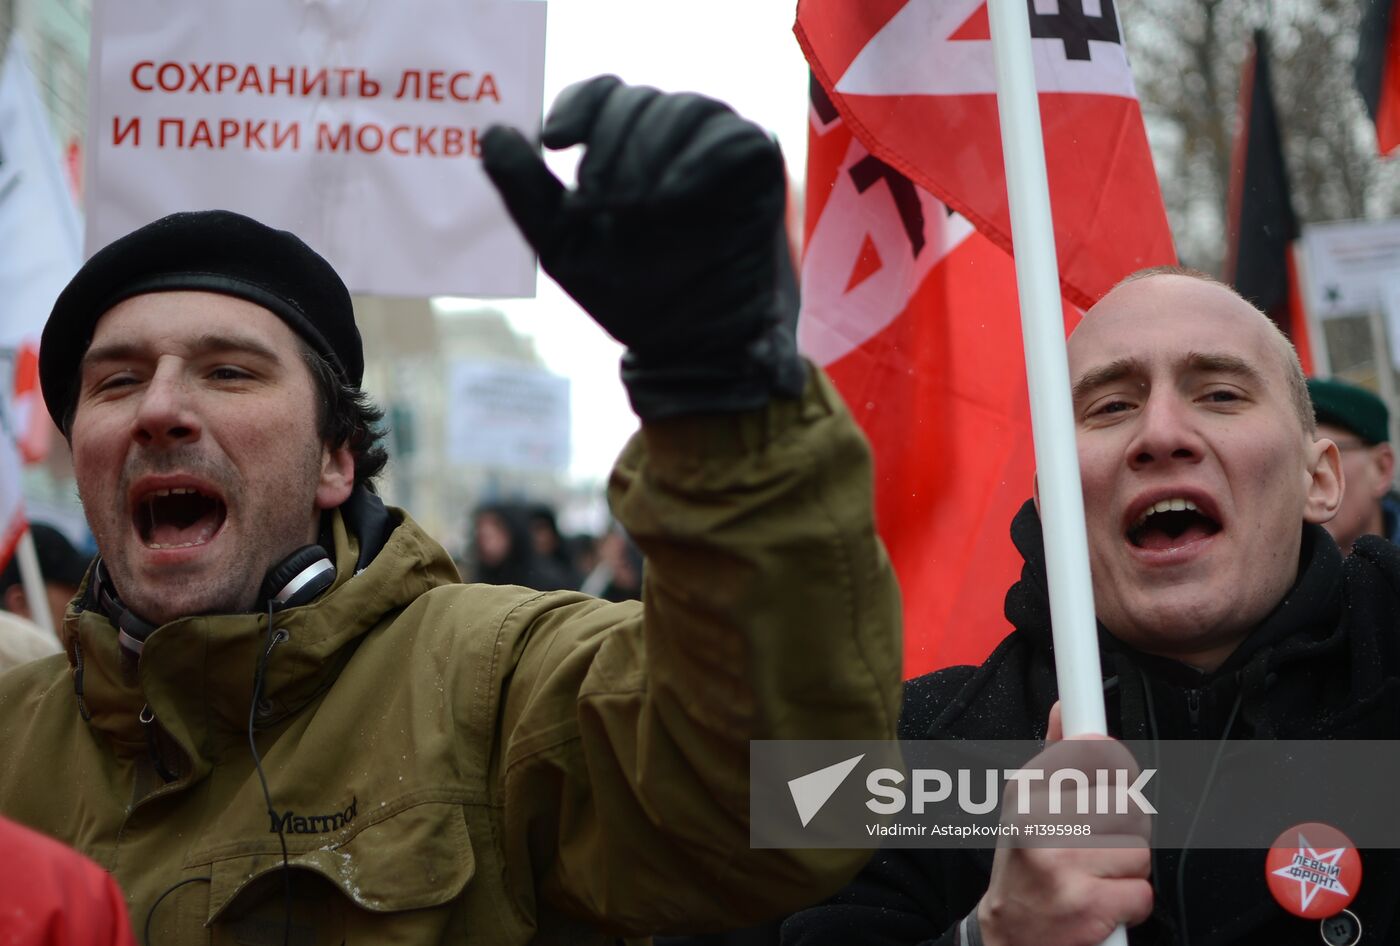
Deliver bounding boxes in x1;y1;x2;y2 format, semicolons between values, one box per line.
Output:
1371;443;1397;500
316;444;356;510
1304;437;1344;524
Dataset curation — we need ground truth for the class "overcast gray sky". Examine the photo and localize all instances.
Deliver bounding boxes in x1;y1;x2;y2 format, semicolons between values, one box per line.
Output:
438;1;811;483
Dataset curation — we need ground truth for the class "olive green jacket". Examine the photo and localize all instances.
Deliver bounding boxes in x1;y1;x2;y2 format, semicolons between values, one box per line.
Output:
0;371;901;944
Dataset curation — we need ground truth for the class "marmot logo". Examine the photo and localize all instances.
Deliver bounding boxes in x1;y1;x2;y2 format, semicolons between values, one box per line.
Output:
270;797;357;835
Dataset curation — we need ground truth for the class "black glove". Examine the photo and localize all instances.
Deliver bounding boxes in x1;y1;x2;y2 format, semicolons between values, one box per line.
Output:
481;75;805;419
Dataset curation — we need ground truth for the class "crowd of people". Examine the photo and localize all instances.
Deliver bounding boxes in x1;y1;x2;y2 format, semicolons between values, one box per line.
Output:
1;72;1399;946
464;501;644;602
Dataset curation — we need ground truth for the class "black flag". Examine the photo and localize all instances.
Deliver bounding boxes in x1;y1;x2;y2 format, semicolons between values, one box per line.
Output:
1225;31;1302;347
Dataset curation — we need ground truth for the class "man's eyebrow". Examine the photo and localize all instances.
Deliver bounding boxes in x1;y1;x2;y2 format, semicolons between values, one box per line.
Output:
82;333;284;367
1071;357;1145;403
1070;352;1267;404
1182;351;1266;385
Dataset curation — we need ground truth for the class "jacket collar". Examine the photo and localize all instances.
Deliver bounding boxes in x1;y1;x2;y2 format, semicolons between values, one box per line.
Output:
1002;499;1344;682
66;500;458;767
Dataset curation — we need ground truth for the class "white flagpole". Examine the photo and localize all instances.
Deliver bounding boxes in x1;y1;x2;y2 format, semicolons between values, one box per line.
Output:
985;3;1125;944
15;528;53;637
983;3;1110;741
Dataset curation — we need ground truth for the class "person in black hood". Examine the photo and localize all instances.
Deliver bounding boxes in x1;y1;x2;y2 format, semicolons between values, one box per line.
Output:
525;503;583;590
470;501;577;591
781;267;1400;946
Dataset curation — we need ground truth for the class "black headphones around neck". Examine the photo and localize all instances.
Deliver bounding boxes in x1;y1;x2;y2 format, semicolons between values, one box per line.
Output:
93;545;336;658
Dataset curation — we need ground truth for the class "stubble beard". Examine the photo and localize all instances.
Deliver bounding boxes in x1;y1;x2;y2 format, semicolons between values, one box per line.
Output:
83;442;326;625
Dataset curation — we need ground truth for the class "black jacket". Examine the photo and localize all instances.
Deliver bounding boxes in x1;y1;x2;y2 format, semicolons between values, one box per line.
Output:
784;501;1400;945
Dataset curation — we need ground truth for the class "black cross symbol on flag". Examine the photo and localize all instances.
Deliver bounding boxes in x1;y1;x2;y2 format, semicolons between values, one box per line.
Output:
1028;0;1123;62
848;155;928;260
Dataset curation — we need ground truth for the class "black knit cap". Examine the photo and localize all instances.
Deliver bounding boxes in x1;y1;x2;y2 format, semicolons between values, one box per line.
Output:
40;209;362;430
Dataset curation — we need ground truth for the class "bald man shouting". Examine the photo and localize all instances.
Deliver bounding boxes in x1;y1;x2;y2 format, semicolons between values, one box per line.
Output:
783;268;1400;946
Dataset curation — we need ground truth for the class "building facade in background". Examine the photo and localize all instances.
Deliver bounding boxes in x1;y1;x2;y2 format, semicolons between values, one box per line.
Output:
359;298;579;566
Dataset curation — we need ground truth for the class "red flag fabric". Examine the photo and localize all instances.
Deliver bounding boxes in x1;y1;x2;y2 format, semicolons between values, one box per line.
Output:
796;0;1175;310
12;343;49;464
1356;0;1400;156
802;79;1080;675
796;1;1176;677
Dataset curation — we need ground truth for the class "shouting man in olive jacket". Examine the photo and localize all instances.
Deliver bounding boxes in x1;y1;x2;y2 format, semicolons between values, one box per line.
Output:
0;77;902;944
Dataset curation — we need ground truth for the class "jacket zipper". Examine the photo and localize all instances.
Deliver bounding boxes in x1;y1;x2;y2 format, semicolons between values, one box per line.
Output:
139;703;180;783
1186;689;1202;737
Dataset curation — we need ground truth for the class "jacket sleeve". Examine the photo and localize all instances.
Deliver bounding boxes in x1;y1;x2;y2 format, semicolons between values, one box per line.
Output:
0;816;141;946
494;365;903;936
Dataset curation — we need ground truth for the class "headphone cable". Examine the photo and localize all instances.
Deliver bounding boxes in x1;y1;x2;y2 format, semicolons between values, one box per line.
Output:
249;598;292;946
142;875;211;945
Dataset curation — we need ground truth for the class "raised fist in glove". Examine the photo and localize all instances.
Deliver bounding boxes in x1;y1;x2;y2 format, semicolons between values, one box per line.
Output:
480;75;806;419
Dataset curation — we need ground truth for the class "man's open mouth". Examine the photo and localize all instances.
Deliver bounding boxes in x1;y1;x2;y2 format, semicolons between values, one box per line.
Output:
135;487;227;550
1126;498;1222;551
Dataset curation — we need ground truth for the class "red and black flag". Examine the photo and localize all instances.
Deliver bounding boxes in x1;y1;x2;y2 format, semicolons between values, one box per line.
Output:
795;0;1175;676
1225;30;1312;369
1356;0;1400;155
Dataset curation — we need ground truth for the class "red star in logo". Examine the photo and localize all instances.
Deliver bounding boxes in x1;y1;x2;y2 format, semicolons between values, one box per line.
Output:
1270;834;1350;913
1265;822;1361;920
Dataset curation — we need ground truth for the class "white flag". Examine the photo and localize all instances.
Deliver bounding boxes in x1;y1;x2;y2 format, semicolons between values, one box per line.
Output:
0;34;86;566
0;34;83;466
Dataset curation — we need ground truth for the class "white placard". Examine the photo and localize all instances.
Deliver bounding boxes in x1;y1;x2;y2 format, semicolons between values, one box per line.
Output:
85;0;547;298
445;360;570;473
1300;218;1400;319
1382;279;1400;370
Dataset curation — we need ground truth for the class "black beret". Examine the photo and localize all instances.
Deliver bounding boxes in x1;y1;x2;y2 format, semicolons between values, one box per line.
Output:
1307;376;1390;445
41;209;362;430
